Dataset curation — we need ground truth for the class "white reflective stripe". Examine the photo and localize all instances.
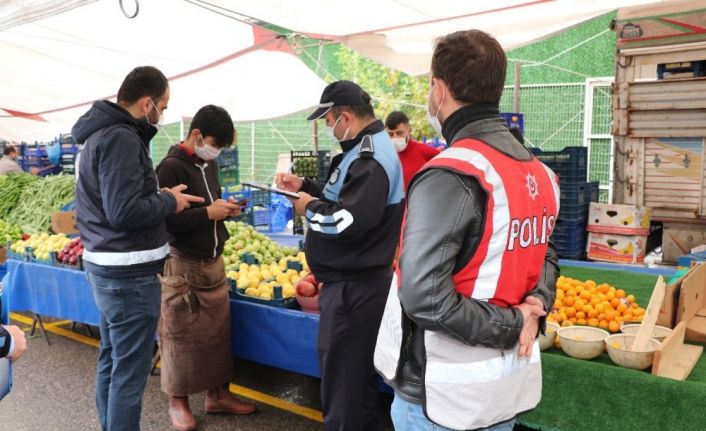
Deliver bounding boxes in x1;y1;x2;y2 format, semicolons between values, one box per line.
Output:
425;341;540;385
434;147;510;300
307;209;354;234
540;163;561;215
83;243;170;266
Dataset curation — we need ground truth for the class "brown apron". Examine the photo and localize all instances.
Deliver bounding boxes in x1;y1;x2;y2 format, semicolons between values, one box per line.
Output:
158;251;232;396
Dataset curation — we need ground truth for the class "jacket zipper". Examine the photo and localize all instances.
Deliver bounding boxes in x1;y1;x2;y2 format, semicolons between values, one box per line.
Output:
197;163;218;259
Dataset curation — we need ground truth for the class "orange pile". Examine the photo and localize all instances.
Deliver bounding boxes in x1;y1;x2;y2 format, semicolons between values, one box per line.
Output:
547;276;644;333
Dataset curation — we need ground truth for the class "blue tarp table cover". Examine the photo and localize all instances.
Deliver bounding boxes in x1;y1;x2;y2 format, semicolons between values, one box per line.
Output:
231;300;321;377
4;260;100;326
4;259;322;376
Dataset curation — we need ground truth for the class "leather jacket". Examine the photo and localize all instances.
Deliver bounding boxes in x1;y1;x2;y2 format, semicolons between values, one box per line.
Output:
391;106;560;403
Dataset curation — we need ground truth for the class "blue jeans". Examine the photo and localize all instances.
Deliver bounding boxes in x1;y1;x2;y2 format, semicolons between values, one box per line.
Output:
88;272;161;431
391;396;516;431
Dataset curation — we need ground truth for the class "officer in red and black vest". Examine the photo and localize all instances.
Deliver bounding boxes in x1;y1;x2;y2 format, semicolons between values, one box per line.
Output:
375;30;560;431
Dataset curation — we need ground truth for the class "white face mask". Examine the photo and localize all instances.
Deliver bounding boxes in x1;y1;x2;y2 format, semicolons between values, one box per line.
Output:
326;115;350;142
426;84;444;136
146;99;163;128
195;137;222;161
392;137;408;152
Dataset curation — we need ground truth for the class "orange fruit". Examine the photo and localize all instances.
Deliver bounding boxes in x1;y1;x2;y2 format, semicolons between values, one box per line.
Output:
615;316;624;323
607;291;616;301
624;313;634;322
605;310;617;321
566;307;577;317
553;313;563;323
627;294;635;304
595;303;605;313
597;284;609;293
569;317;577;324
634;308;645;316
616;289;626;299
585;280;596;288
599;320;609;330
636;315;644;322
588;318;599;327
567;289;577;297
589;286;597;294
574;299;585;310
560;312;568;322
580;290;592;300
576;311;586;320
561;320;574;327
564;296;575;307
617;303;628;314
577;318;588;326
608;321;621;333
598;313;606;321
590;297;600;306
598;293;607;302
588;309;599;319
554;337;562;349
557;289;565;299
553;299;562;310
610;298;621;309
582;305;593;314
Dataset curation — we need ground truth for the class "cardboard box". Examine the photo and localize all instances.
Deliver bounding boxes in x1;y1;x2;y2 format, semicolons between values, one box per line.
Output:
587;203;651;236
51;211;79;235
676;263;706;343
662;223;706;264
586;232;647;264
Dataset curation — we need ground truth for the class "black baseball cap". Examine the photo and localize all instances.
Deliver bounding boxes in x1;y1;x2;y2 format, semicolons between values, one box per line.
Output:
307;80;370;120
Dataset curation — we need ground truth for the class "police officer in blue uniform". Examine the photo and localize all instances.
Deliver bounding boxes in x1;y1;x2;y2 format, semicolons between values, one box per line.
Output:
276;81;405;430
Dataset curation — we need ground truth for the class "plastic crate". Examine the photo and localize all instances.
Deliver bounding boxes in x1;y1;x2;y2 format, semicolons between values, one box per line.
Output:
317;150;332;182
218;166;239;186
216;148;239;167
500;113;524;134
551;218;588;260
24;147;47;158
291;151;318;178
250;190;271;207
559;182;599;206
530;147;587;183
253;208;271;226
229;282;298;309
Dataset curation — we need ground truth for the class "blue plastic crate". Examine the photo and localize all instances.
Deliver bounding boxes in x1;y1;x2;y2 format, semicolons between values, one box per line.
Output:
551;218;587;260
559;201;590;220
559;182;600;206
500;113;524;134
530;147;587;183
250;190;271;207
216;148;239;167
253;208;271;226
24;147;47;158
556;246;586;260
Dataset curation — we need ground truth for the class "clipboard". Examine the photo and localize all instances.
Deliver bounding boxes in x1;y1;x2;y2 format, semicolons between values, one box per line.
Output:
242;182;300;199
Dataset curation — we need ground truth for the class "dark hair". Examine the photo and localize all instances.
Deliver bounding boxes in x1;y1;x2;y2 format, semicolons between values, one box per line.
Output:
3;144;17;156
509;127;524;145
117;66;169;105
331;89;375;119
385;111;410;129
432;30;506;105
189;105;236;148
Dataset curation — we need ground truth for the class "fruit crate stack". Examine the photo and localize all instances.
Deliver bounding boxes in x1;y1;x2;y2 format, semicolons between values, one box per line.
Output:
59;134;79;175
291;150;331;183
530;146;599;260
224;187;272;232
217;147;239;187
19;142;50;171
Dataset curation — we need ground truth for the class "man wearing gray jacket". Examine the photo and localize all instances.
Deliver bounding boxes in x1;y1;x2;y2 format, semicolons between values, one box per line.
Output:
375;30;560;431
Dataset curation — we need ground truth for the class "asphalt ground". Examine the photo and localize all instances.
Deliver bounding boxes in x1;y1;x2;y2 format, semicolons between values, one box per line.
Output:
0;312;392;431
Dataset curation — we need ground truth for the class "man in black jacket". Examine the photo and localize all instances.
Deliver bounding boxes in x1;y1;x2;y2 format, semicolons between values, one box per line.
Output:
73;66;202;431
277;81;405;430
374;31;559;431
156;105;255;430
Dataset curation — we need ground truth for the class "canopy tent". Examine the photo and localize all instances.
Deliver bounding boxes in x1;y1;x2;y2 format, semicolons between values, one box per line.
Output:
0;0;327;142
202;0;665;76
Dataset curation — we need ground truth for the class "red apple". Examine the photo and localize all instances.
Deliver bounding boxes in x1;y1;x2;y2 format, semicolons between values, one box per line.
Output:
296;280;317;297
304;274;317;285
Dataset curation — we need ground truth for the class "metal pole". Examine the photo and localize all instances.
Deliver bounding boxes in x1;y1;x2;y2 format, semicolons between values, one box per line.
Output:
513;62;522;113
312;121;319;152
251;122;255;182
